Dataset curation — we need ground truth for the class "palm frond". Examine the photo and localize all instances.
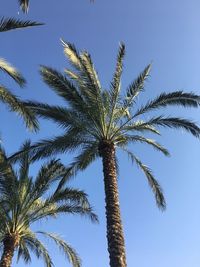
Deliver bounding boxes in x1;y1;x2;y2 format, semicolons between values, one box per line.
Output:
30;134;88;160
146;116;200;137
17;240;31;264
61;40;105;131
33;159;68;198
40;66;84;107
42;204;98;223
124;135;170;156
49;188;90;207
0;17;43;32
0;146;18;198
61;40;83;71
109;43;125;103
0;86;39;131
56;143;99;190
62;40;101;98
125;149;166;209
106;43;125;137
23;101;93;136
0;58;25;86
122;120;160;135
18;140;32;181
9;132;88;163
80;51;101;93
123;64;151;109
38;232;81;267
24;234;53;267
134;91;200;117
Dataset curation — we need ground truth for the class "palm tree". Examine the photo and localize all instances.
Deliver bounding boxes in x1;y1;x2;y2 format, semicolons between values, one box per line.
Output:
0;17;43;32
10;41;200;267
0;58;38;131
0;141;97;267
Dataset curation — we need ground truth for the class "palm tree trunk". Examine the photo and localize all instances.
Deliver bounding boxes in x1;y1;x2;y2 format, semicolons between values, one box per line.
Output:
99;141;127;267
0;237;15;267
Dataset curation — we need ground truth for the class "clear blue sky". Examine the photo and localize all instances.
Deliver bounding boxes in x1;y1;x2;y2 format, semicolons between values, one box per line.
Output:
1;0;200;266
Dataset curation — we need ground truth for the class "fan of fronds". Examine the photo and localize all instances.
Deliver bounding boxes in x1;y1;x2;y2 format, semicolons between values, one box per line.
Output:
9;41;200;209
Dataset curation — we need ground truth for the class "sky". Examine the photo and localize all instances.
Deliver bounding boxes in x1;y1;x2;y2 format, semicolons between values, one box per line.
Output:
1;0;200;266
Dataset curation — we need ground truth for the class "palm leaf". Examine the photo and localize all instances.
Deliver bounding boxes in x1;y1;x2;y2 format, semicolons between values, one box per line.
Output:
38;232;81;267
134;91;200;117
40;66;87;110
125;149;166;209
49;188;90;208
106;43;125;137
146;116;200;137
62;40;104;127
0;86;39;131
56;143;99;191
0;59;25;86
124;135;170;156
24;234;53;267
0;17;43;32
123;64;151;108
17;241;31;263
122;120;160;135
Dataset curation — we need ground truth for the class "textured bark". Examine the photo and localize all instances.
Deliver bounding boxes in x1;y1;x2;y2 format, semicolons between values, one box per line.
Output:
99;141;127;267
0;236;15;267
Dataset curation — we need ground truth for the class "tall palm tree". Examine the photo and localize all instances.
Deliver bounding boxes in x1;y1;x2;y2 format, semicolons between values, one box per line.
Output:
0;141;97;267
10;41;200;267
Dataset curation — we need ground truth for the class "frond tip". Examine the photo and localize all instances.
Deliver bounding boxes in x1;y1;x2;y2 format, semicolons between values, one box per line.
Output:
18;0;29;13
125;149;166;210
38;232;81;267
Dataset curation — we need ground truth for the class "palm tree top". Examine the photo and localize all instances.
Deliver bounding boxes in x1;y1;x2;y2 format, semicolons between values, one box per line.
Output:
0;140;97;267
10;41;200;209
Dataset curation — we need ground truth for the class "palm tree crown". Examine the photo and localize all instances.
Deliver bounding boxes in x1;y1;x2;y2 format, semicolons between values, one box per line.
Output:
10;41;200;267
0;141;97;267
20;41;200;207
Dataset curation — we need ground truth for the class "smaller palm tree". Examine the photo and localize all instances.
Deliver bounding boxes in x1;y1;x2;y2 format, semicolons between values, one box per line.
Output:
0;59;38;131
0;141;97;267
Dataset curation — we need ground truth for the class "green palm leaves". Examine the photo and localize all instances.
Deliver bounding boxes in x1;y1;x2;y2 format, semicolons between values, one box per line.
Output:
8;42;200;267
0;59;38;131
15;41;200;208
0;17;43;32
0;13;42;132
0;141;97;267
